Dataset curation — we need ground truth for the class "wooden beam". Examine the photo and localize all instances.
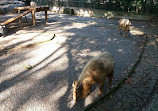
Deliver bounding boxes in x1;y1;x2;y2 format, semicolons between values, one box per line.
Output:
14;6;35;11
0;10;32;26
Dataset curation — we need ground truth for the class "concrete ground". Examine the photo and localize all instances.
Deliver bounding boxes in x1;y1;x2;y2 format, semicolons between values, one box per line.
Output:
0;12;158;111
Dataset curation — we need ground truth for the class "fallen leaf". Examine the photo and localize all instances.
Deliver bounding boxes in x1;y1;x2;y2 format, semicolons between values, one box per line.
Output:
126;77;132;84
23;65;32;70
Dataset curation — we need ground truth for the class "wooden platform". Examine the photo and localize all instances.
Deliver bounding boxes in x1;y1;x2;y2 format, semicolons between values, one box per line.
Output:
0;10;32;26
14;6;50;26
0;6;50;36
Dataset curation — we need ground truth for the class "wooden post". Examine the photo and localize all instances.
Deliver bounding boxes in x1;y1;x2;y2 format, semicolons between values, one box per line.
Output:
18;10;21;24
45;10;48;24
31;9;36;26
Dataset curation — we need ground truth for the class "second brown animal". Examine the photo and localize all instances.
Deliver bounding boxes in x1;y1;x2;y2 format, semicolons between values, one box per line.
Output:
118;19;131;37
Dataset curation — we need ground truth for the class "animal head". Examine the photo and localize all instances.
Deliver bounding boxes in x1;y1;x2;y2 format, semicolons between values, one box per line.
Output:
72;80;83;101
125;19;131;26
124;19;131;31
30;1;36;7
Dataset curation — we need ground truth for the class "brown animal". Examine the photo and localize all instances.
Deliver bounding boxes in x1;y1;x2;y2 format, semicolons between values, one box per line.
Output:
30;1;36;7
118;19;131;37
72;52;114;101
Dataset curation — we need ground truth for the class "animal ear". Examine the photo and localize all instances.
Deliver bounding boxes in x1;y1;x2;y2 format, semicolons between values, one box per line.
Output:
72;81;77;87
76;83;81;89
126;20;131;26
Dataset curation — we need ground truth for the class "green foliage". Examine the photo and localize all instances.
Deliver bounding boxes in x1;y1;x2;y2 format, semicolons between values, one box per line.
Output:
154;2;158;8
137;0;142;7
34;0;158;14
24;0;31;6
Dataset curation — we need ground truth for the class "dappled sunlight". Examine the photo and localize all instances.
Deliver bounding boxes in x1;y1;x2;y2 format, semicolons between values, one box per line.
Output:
0;37;17;50
3;71;69;111
147;35;158;48
51;6;60;13
18;101;50;111
72;49;102;71
78;50;102;58
0;30;48;52
107;38;113;42
0;30;59;80
50;85;68;101
77;9;115;19
104;12;114;19
28;52;69;80
72;22;94;29
20;36;69;79
130;30;144;35
0;60;23;81
0;86;12;103
156;37;158;43
67;99;76;109
0;50;33;82
148;41;156;46
0;80;33;110
1;14;18;18
68;18;78;21
77;9;94;17
118;49;124;53
64;22;97;30
130;26;145;35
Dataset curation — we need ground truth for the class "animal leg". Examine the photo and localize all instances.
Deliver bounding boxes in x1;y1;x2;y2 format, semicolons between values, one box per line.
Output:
108;72;113;91
98;79;106;95
126;27;130;37
82;84;91;98
127;30;130;37
123;29;126;37
118;27;121;34
125;29;128;37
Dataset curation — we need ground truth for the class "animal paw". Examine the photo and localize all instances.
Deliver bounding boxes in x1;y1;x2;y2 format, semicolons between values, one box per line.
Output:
98;90;102;96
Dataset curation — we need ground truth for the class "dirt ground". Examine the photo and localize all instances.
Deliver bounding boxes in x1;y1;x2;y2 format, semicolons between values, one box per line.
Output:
0;12;158;111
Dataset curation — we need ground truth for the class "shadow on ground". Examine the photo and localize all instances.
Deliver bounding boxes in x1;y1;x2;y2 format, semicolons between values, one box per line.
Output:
0;13;147;111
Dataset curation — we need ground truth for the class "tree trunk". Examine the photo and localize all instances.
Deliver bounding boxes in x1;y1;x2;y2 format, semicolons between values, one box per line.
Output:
150;0;153;13
144;0;147;13
141;0;145;13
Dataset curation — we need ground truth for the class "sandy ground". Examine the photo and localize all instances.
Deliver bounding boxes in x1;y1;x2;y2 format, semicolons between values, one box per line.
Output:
0;12;155;111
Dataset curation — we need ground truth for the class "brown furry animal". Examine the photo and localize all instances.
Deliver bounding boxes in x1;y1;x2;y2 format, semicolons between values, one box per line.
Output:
118;19;131;37
72;52;114;101
30;1;36;7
